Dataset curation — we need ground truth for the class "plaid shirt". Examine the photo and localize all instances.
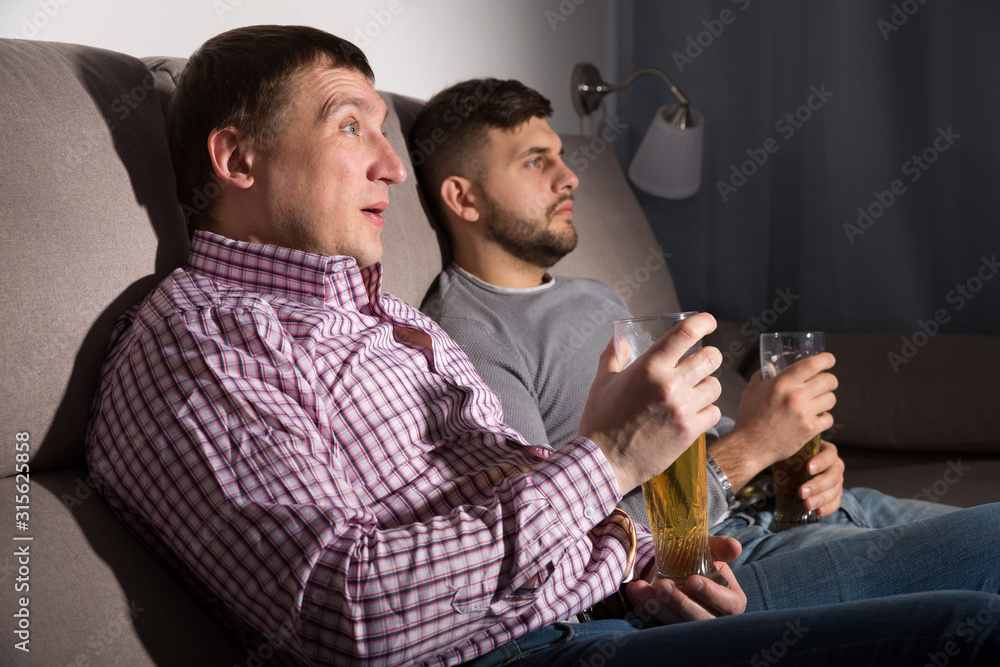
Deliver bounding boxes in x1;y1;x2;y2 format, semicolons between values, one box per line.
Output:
86;231;652;666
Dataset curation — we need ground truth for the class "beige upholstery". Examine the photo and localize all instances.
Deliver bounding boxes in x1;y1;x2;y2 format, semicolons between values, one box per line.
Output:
0;41;189;477
1;38;996;666
0;39;236;664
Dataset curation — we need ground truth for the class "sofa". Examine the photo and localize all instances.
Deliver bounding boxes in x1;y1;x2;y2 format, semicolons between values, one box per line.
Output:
2;38;998;665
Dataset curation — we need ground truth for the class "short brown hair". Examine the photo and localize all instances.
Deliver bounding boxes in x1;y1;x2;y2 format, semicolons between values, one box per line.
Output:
167;25;374;228
408;79;553;230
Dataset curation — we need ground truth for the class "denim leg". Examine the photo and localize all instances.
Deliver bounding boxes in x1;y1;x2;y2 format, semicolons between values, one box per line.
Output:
735;502;1000;612
843;486;960;526
714;486;959;567
461;620;636;667
508;592;1000;667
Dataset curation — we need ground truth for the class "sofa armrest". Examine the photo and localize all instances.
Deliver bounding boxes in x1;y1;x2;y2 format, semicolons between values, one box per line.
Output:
827;332;1000;452
706;324;1000;453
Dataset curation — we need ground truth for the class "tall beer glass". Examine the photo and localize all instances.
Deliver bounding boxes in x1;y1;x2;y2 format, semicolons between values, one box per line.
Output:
613;313;726;586
759;331;825;532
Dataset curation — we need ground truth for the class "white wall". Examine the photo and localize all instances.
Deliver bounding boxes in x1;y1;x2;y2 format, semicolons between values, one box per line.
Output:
0;0;621;134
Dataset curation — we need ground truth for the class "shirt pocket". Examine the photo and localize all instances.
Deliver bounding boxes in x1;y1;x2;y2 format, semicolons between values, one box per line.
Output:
451;579;543;617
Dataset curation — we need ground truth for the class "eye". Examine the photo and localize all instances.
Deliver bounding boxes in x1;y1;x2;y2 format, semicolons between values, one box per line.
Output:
527;157;542;168
343;121;359;135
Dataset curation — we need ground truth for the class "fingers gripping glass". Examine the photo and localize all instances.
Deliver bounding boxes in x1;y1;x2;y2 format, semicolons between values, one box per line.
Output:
613;312;727;587
760;331;825;532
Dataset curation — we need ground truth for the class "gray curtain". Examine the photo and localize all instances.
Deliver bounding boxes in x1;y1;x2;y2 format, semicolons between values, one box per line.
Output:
619;0;1000;334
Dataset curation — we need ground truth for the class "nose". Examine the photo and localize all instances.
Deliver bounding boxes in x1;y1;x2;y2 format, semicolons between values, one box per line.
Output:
371;133;408;185
554;156;579;193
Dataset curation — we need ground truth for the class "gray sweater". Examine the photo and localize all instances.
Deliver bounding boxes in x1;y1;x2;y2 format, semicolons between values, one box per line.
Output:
422;264;734;528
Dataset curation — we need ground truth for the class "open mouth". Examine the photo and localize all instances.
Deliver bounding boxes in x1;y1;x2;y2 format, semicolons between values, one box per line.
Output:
362;202;388;224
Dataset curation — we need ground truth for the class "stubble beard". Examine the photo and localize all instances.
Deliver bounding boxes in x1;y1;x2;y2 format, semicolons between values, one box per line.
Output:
480;192;578;269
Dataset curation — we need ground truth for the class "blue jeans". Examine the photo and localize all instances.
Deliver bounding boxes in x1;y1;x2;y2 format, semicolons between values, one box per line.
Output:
732;501;1000;612
713;486;959;566
464;592;1000;666
466;500;1000;666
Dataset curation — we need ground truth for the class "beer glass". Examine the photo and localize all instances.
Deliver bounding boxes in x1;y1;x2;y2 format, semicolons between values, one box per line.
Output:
759;331;826;532
613;313;726;587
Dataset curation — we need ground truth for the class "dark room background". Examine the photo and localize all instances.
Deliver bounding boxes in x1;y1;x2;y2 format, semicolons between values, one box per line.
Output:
613;0;1000;336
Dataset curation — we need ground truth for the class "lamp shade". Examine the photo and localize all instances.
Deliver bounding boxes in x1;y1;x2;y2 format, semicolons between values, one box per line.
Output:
628;104;704;199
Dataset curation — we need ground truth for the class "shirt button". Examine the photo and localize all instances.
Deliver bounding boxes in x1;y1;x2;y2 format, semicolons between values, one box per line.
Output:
583;505;597;521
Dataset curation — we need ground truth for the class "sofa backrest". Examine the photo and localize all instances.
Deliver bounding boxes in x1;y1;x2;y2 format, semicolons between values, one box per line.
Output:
0;40;682;477
0;40;189;476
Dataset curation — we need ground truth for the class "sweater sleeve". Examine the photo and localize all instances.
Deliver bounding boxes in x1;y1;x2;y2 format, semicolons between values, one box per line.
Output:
435;314;551;446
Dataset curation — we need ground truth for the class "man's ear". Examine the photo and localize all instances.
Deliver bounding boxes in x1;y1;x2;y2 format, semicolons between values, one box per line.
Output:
207;127;255;189
439;176;480;224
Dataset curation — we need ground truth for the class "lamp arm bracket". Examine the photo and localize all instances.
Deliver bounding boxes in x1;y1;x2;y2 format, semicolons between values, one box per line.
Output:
605;68;690;107
571;62;692;120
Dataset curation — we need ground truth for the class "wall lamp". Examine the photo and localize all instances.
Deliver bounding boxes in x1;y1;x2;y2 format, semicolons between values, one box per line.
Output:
571;62;704;199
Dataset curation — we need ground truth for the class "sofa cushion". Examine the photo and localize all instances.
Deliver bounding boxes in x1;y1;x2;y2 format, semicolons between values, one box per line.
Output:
0;471;245;664
0;39;189;475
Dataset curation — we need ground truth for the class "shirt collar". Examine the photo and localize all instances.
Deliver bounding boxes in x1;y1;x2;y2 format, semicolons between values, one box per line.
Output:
187;230;384;311
451;263;557;295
